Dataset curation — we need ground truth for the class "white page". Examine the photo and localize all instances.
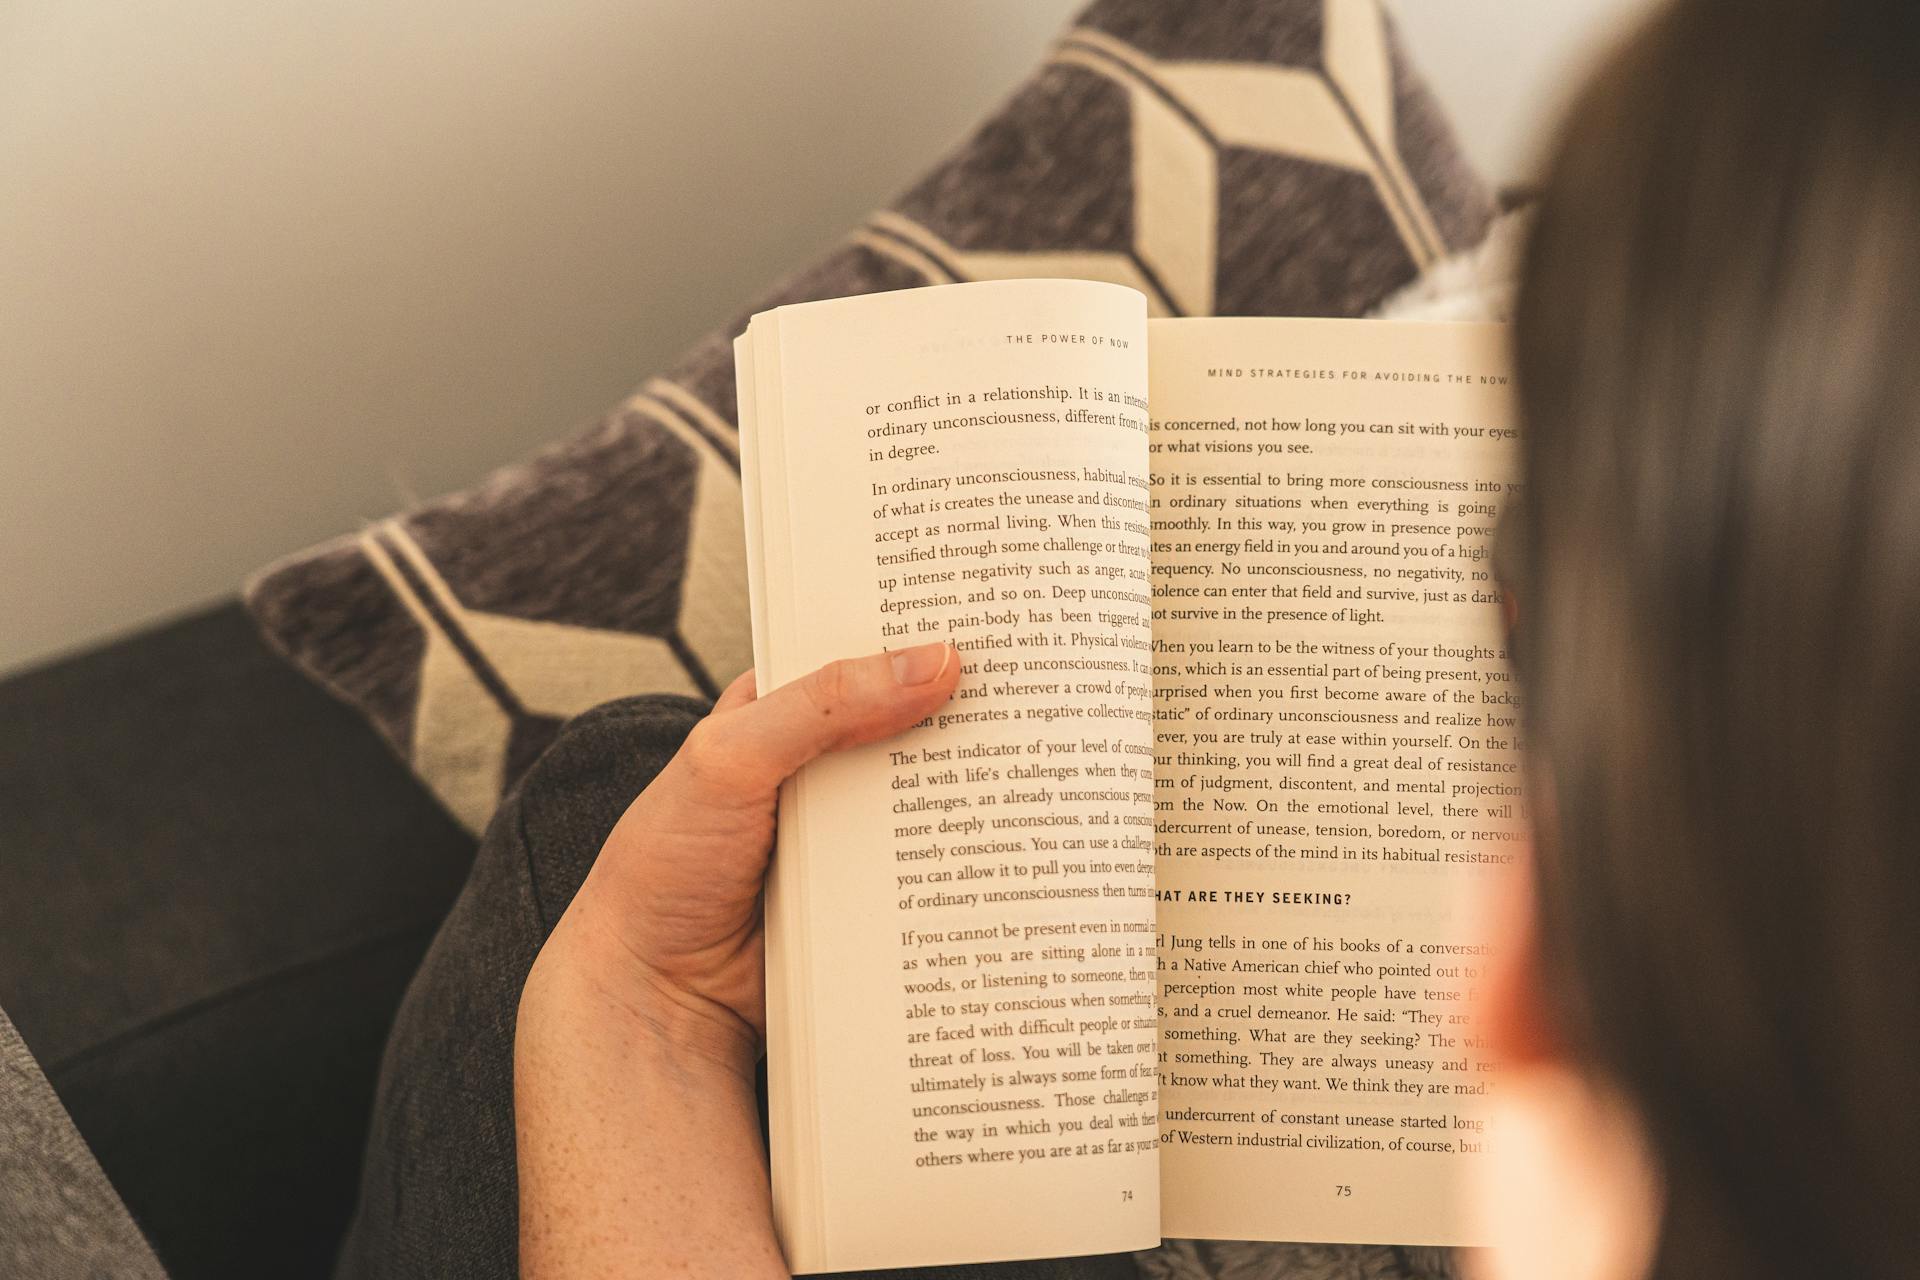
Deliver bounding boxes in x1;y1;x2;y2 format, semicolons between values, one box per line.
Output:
744;280;1163;1272
1146;318;1522;1247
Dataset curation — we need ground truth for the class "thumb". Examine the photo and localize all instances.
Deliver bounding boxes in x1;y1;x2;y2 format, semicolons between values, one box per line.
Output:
683;641;960;798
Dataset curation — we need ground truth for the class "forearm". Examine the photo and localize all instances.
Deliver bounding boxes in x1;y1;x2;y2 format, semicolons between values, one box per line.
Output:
515;934;789;1280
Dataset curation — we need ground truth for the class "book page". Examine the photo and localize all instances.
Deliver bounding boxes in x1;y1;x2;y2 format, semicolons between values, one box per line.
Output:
740;280;1162;1273
1145;319;1521;1246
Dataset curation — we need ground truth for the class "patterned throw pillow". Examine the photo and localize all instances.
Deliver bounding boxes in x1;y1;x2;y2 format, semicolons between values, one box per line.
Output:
245;0;1495;835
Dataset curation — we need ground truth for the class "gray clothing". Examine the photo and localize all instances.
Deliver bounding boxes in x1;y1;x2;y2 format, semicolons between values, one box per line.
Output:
0;1005;166;1280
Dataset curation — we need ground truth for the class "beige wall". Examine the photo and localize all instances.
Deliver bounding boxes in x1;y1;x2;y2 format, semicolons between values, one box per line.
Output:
0;0;1653;674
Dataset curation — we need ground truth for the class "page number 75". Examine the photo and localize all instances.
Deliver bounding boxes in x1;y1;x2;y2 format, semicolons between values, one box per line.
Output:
1334;1185;1353;1198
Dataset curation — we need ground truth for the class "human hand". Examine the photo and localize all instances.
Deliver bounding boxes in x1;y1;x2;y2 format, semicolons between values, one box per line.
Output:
514;642;960;1278
526;639;960;1072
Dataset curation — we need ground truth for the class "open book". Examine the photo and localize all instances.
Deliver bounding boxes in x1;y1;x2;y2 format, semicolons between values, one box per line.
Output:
735;279;1521;1273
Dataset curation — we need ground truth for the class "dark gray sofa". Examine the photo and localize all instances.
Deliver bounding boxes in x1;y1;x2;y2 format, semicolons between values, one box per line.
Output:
0;602;477;1279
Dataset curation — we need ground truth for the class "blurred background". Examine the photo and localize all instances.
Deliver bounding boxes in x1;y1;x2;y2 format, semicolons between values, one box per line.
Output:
0;0;1654;675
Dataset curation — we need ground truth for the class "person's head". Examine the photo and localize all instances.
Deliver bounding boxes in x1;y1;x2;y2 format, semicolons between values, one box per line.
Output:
1487;0;1920;1275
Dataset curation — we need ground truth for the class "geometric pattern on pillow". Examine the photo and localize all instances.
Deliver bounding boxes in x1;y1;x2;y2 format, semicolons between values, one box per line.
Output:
245;0;1495;836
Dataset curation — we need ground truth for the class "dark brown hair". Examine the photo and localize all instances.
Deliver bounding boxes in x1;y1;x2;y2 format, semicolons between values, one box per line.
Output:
1511;0;1920;1274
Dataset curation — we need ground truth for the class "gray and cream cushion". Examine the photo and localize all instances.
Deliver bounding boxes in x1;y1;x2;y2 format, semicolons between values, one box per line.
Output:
244;0;1495;835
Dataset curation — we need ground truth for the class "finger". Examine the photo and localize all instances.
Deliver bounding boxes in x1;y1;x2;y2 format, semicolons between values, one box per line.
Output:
681;641;958;796
711;667;760;714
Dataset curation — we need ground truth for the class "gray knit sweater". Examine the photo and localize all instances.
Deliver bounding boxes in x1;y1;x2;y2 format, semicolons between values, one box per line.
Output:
0;1006;165;1280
